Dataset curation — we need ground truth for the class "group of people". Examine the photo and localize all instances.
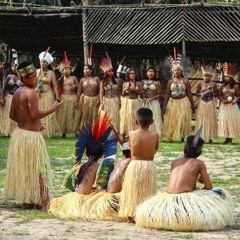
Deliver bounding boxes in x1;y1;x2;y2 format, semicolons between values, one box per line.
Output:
1;48;238;232
1;49;240;144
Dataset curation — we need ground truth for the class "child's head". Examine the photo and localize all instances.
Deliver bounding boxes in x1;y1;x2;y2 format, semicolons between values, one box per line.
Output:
136;107;153;127
184;135;204;158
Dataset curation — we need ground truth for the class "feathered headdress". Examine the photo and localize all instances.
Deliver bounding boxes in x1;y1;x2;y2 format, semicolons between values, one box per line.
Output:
100;52;113;73
116;56;128;75
39;47;53;64
201;64;215;76
185;125;204;153
59;51;71;71
87;43;93;66
223;62;236;79
162;47;192;80
75;113;118;190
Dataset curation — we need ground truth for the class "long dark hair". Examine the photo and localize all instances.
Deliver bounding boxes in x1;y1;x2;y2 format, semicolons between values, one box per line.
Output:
102;69;117;87
224;76;236;89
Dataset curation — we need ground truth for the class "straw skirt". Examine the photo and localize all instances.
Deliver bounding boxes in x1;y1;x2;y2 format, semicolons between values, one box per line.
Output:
2;94;17;136
218;103;240;138
163;97;191;141
135;188;234;231
78;95;98;131
102;96;120;133
81;192;121;221
119;97;141;138
142;99;162;136
38;90;58;138
119;160;157;218
57;94;81;134
195;99;218;142
49;192;91;219
4;127;52;205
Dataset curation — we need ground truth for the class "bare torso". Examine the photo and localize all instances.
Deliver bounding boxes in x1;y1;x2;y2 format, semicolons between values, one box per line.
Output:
80;76;99;97
107;158;131;193
129;128;159;160
10;86;42;131
62;76;78;95
167;158;207;193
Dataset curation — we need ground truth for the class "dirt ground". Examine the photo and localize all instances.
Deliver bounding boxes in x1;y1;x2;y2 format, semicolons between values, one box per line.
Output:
0;152;239;240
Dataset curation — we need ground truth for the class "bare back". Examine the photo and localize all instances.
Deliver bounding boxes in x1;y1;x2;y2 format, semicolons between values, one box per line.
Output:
129;128;159;160
167;157;212;193
75;162;99;195
10;86;42;131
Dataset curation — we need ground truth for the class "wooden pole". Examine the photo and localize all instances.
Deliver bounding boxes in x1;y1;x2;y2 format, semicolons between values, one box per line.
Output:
82;0;89;65
182;39;186;57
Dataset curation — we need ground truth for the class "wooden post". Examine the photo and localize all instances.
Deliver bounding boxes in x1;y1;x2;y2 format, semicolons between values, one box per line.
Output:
82;0;89;65
182;39;186;57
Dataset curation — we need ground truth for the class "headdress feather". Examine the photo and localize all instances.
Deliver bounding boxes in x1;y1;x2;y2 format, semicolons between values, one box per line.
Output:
100;52;113;73
192;125;203;147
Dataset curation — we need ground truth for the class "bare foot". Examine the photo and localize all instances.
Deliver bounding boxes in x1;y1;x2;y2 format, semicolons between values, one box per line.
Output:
127;217;135;223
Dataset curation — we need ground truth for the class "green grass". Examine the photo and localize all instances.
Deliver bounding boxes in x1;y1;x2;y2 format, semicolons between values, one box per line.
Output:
0;135;240;222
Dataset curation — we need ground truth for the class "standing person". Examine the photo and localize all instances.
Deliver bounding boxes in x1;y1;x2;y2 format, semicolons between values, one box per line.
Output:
75;65;100;131
141;67;162;136
4;62;62;211
2;64;21;136
135;133;234;231
0;63;4;134
57;52;80;137
119;108;158;223
195;66;218;143
119;68;142;140
99;55;122;133
37;48;60;138
162;50;195;142
218;63;240;144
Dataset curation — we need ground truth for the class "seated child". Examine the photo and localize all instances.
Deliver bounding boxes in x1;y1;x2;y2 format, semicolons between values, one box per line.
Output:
118;107;159;223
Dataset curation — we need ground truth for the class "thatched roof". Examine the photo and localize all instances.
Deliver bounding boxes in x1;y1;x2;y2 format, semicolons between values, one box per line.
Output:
0;4;239;60
85;4;240;44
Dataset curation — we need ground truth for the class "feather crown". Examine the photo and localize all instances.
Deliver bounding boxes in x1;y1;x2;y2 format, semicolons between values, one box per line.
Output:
100;52;113;73
59;51;71;71
75;112;117;162
39;47;53;64
201;65;215;76
223;63;236;78
162;47;192;80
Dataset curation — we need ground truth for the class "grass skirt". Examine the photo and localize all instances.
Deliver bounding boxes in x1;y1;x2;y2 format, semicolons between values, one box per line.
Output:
49;192;91;219
218;103;240;138
0;104;3;134
102;96;120;133
2;94;17;136
82;192;122;221
163;97;191;141
119;97;141;137
135;188;234;231
4;127;52;205
142;99;162;136
78;95;98;131
195;99;217;142
57;94;81;134
119;160;157;218
38;90;58;138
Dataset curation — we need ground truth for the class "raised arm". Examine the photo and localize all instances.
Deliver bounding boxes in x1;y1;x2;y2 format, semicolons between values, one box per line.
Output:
28;90;60;120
